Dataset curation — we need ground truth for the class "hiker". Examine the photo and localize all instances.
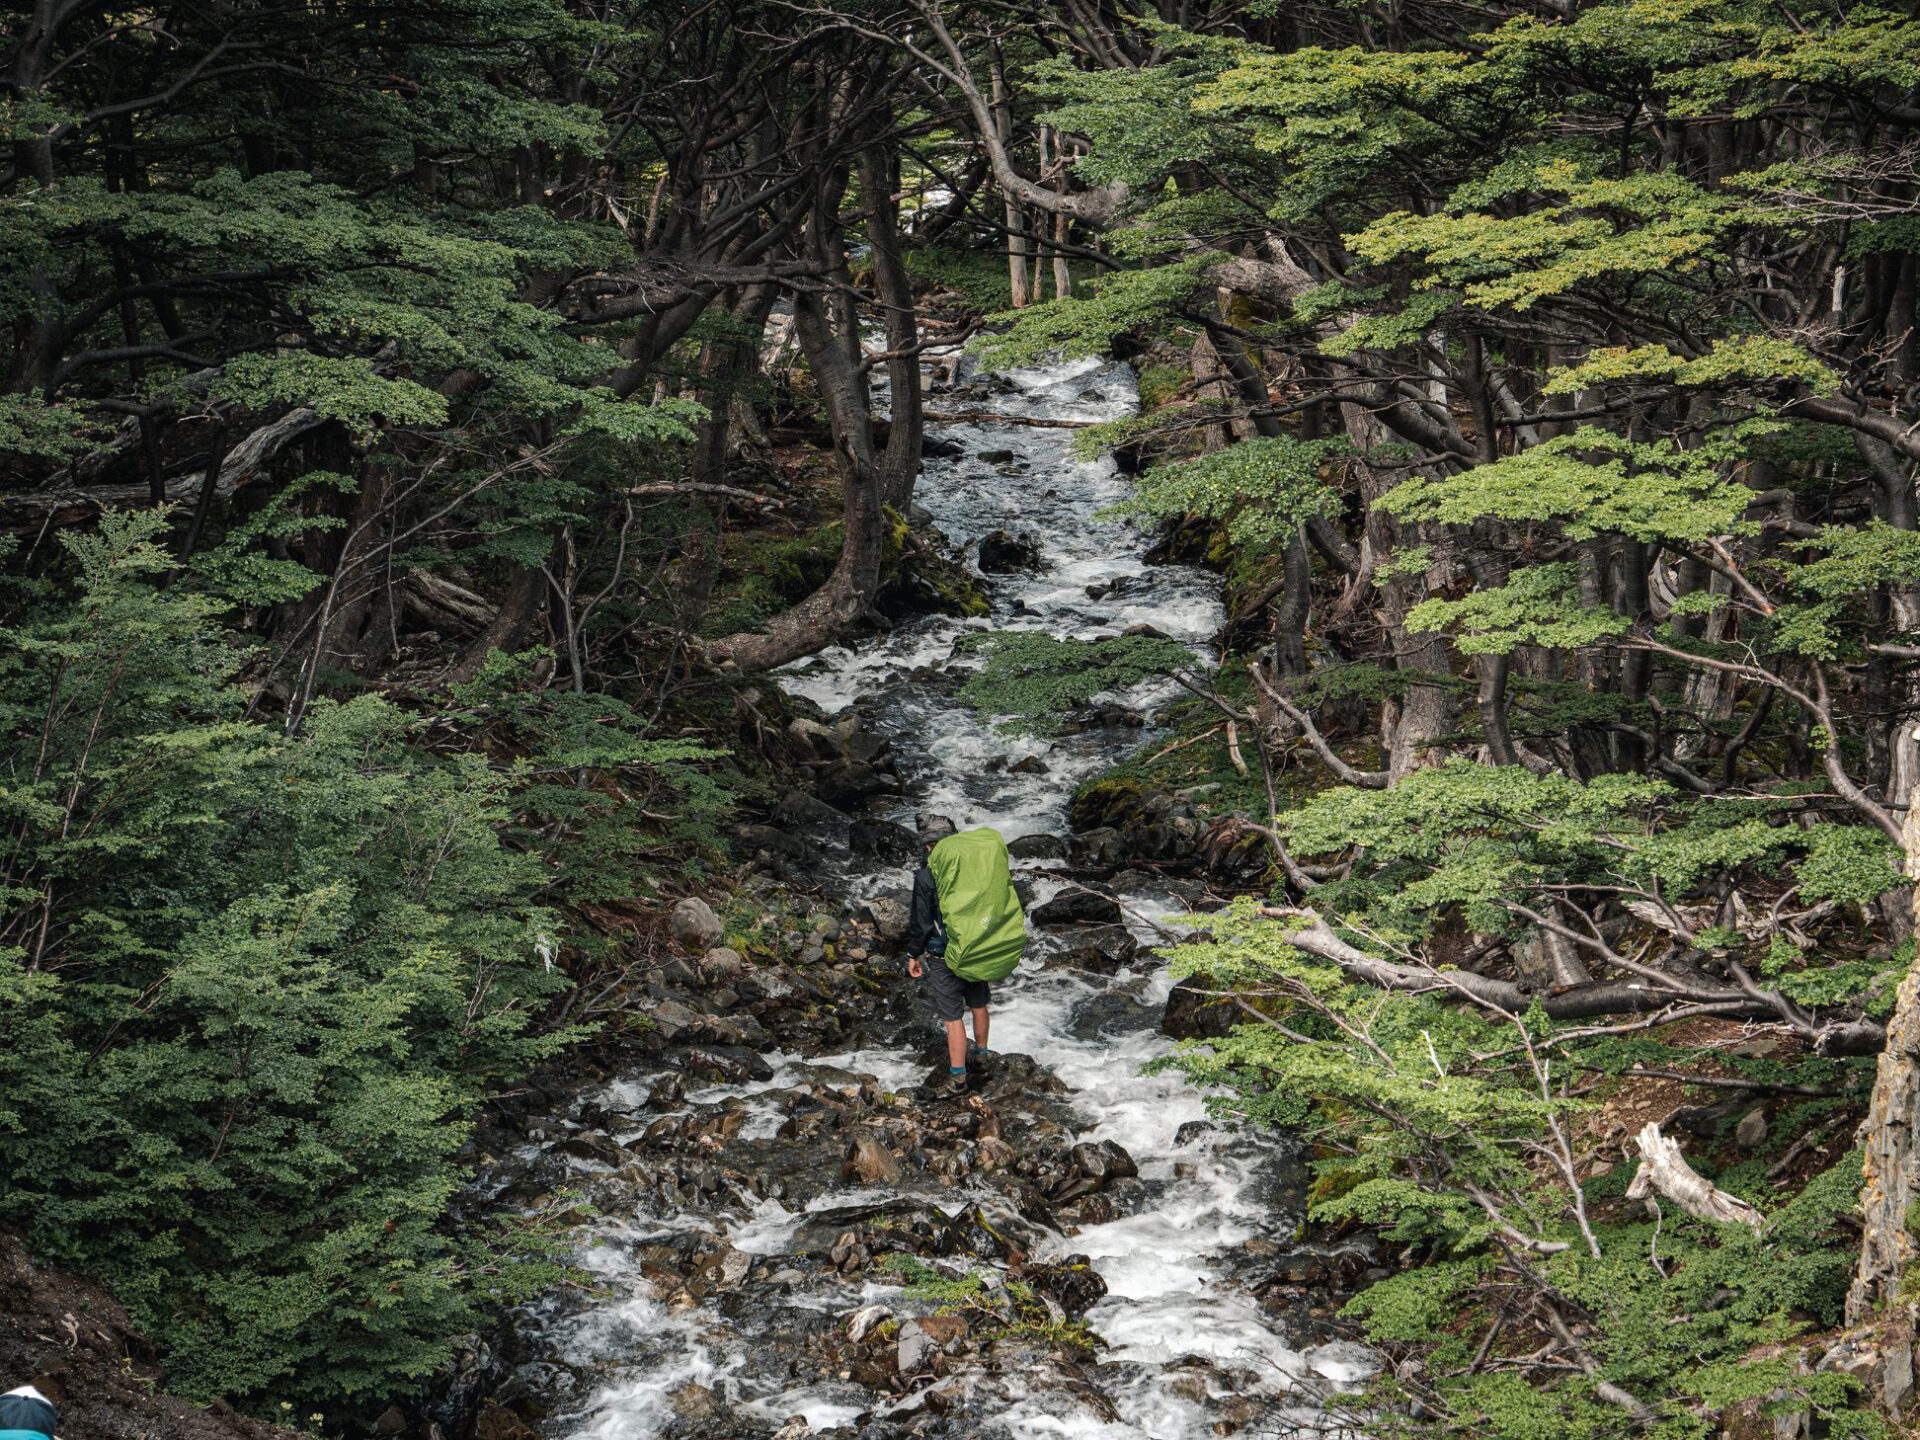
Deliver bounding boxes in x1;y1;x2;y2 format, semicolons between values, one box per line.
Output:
1;1379;59;1440
902;812;1026;1095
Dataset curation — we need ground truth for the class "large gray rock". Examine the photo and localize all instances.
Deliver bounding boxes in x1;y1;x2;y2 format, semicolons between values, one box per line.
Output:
669;897;725;952
861;894;912;945
1031;889;1123;927
846;1132;903;1185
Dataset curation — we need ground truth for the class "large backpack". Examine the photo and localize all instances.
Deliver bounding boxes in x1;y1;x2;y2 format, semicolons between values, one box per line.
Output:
926;828;1026;982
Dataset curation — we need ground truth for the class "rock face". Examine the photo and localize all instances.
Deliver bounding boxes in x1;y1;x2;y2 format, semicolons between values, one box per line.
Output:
977;529;1044;573
668;897;725;952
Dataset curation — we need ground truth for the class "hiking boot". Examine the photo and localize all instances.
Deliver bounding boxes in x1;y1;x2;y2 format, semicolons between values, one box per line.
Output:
967;1045;997;1068
932;1068;969;1098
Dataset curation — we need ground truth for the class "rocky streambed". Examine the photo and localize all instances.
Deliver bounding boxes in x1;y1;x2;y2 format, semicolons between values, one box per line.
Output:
468;356;1381;1440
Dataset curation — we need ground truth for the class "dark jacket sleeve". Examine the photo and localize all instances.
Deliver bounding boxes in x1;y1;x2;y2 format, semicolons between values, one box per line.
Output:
903;864;943;955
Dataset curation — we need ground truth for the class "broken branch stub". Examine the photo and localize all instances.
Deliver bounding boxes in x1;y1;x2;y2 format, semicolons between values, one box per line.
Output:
1624;1122;1766;1232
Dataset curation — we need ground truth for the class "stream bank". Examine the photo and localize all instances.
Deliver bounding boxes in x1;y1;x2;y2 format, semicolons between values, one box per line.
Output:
462;355;1379;1440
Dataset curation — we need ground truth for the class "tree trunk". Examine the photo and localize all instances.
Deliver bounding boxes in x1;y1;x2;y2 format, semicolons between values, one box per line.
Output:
703;212;891;671
1849;788;1920;1326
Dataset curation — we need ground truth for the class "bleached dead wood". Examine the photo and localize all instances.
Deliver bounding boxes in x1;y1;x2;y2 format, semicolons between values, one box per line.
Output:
1624;1122;1766;1232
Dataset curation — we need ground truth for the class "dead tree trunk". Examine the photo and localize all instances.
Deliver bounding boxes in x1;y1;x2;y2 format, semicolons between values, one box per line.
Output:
1849;783;1920;1325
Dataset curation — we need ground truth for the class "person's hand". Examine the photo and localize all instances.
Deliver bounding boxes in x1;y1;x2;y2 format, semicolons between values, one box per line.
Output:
907;955;924;978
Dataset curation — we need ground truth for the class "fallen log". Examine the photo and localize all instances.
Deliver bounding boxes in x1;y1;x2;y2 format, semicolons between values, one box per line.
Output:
4;407;324;530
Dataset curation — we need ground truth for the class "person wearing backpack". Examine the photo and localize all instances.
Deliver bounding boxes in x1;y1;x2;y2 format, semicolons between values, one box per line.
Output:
901;813;1026;1096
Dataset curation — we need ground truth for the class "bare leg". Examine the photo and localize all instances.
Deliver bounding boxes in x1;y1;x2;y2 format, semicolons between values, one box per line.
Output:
944;1018;968;1069
970;1006;990;1053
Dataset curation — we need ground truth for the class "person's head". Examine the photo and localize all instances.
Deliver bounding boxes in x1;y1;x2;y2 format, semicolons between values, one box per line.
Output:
917;812;958;849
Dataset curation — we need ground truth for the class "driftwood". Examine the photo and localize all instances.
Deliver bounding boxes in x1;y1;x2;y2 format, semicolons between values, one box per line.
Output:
1624;1122;1767;1232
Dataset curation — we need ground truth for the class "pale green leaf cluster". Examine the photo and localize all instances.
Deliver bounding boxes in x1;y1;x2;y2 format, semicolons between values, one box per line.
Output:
1379;428;1752;543
1405;563;1630;655
1108;435;1347;550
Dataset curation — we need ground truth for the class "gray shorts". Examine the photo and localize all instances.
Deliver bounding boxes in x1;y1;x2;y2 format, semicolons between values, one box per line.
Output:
924;961;990;1022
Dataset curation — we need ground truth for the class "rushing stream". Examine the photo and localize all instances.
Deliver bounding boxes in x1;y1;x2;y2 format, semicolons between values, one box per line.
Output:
503;354;1375;1439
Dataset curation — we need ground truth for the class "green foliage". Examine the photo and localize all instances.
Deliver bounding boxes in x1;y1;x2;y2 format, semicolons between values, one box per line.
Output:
972;260;1210;368
1108;435;1347;551
0;512;704;1407
1544;338;1838;397
1406;563;1629;655
956;632;1193;734
1379;428;1754;543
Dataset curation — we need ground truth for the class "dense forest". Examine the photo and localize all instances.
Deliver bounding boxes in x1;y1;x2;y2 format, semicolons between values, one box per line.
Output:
7;0;1920;1437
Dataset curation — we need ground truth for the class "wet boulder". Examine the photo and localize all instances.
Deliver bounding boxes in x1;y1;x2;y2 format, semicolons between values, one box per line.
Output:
1072;1140;1139;1184
1031;889;1123;928
1019;1256;1108;1317
1162;974;1235;1041
850;819;920;864
976;447;1017;464
772;789;847;829
977;530;1044;573
1007;755;1050;775
1068;827;1126;867
1008;833;1068;861
861;894;912;945
816;759;896;809
1052;924;1139;974
669;897;725;952
846;1132;904;1185
683;1045;774;1084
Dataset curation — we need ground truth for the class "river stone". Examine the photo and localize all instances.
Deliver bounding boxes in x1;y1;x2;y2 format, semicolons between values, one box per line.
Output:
1008;833;1067;860
684;1045;774;1084
977;529;1043;572
669;897;725;952
976;447;1016;464
1072;1139;1138;1183
646;997;706;1042
1069;826;1126;867
861;895;912;944
849;819;920;864
1052;923;1139;973
817;759;895;808
916;1313;969;1351
846;1133;903;1185
896;1319;939;1374
1030;889;1122;927
1162;974;1234;1040
669;1384;716;1420
1020;1257;1108;1317
773;789;847;828
1007;755;1049;775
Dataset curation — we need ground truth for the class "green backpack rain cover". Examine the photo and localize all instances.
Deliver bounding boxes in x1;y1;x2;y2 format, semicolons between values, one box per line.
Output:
927;828;1026;982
